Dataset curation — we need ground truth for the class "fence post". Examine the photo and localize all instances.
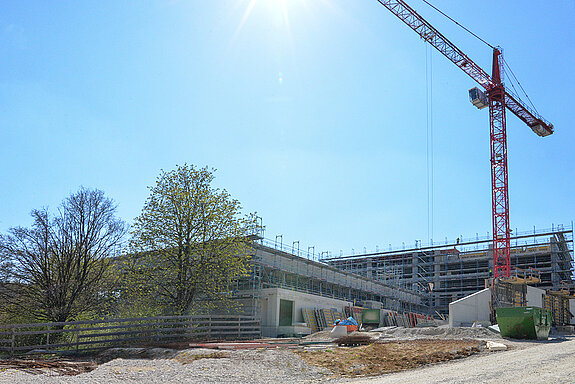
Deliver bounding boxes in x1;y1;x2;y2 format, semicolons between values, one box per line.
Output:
76;328;80;354
10;326;15;357
46;325;50;349
208;316;211;340
155;319;159;343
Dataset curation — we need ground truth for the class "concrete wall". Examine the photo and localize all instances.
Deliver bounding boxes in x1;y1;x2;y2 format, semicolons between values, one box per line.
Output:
259;287;354;337
449;288;491;327
449;285;548;327
570;299;575;325
526;286;546;308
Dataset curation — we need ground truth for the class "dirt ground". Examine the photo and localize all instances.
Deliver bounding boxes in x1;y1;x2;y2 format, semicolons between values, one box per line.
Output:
346;337;575;384
2;328;573;383
296;339;484;378
0;338;484;379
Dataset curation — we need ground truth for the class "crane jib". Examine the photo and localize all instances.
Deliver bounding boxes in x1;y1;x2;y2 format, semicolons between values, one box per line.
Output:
377;0;492;87
376;0;553;136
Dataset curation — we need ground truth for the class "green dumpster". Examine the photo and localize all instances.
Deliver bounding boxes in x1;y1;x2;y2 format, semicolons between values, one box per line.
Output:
496;306;552;340
362;309;380;327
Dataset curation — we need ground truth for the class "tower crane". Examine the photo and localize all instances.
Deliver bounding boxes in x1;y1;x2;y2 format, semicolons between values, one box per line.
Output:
375;1;554;279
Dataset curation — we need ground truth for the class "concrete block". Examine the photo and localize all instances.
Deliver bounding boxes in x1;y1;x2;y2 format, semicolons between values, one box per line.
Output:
486;341;507;351
330;325;347;338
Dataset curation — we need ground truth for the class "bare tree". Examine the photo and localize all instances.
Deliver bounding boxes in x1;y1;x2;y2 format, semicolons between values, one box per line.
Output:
0;188;128;323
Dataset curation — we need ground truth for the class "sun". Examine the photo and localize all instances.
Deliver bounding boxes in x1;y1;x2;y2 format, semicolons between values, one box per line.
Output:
232;0;314;44
235;0;289;36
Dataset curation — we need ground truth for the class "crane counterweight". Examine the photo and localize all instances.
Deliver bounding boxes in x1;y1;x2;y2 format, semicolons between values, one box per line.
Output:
531;123;553;137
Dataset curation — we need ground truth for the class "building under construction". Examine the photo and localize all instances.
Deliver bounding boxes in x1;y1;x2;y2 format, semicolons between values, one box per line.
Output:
232;237;429;336
322;225;574;316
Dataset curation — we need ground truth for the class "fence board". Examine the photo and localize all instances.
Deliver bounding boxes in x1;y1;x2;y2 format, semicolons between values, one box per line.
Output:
0;314;260;355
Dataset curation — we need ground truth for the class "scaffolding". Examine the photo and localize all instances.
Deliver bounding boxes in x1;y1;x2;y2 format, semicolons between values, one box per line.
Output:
324;225;574;316
233;240;430;316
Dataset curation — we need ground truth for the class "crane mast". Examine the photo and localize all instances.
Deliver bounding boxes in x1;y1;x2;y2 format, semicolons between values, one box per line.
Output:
489;50;511;278
376;0;553;278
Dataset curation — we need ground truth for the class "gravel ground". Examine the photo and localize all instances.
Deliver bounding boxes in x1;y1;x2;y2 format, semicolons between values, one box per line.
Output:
368;325;503;340
0;348;338;384
304;326;504;343
343;337;575;384
1;330;573;384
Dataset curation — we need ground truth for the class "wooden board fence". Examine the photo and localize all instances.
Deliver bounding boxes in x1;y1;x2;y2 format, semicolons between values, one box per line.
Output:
0;315;260;356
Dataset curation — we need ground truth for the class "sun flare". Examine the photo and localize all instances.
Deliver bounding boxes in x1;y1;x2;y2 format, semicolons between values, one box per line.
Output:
232;0;313;43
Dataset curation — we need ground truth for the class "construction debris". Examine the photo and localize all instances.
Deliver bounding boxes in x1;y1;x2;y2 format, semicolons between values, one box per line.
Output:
486;341;508;351
377;325;502;340
0;359;97;376
333;334;374;347
187;342;297;350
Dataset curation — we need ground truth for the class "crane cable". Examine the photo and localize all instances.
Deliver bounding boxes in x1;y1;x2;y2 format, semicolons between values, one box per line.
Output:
426;44;434;243
421;0;495;50
502;57;540;115
420;1;540;117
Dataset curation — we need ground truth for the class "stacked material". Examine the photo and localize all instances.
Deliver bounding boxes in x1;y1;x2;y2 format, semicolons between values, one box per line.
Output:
301;309;320;333
383;311;436;328
344;306;364;323
544;292;573;326
383;312;411;327
302;308;344;332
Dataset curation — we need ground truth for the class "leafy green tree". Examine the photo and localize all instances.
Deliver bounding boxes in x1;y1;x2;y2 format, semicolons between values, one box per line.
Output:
0;188;128;323
127;164;257;315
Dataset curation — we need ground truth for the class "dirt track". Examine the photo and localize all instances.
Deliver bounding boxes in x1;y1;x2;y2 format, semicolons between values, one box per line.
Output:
344;338;575;384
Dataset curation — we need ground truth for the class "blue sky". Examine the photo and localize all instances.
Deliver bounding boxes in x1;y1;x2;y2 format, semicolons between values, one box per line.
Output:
1;1;573;257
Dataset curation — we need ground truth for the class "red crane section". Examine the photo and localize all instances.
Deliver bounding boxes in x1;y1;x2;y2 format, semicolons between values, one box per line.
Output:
489;49;511;278
375;0;553;278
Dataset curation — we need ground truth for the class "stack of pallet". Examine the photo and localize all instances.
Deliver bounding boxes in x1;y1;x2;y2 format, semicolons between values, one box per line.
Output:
493;280;527;307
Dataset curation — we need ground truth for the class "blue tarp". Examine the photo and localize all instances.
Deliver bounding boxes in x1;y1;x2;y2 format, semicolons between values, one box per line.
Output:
336;317;358;326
